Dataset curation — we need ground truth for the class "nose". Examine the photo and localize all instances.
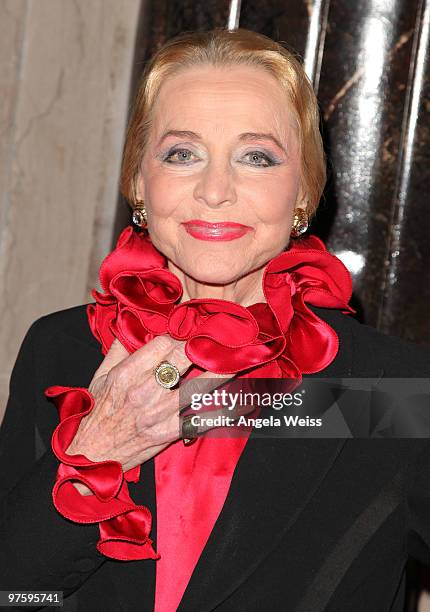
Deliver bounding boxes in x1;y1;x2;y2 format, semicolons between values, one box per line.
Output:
193;159;237;209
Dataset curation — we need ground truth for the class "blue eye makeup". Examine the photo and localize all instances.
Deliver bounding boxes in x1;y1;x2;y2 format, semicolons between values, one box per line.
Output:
160;146;282;167
241;151;281;167
161;147;198;164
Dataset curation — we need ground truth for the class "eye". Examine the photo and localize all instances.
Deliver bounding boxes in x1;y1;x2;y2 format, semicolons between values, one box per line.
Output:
242;151;277;167
162;147;198;164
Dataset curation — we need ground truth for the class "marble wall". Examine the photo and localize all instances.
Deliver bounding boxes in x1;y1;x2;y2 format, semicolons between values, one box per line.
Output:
0;0;142;420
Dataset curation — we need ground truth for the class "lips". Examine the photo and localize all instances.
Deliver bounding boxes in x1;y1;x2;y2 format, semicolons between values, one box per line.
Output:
181;220;253;241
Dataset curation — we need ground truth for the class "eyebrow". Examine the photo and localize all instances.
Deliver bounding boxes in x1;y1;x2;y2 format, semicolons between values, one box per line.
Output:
157;129;287;153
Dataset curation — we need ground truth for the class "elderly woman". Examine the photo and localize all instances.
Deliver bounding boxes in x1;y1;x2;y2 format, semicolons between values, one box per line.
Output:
1;27;430;612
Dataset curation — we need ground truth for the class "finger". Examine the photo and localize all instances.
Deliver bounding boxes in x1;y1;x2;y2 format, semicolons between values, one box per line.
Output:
90;338;130;387
164;340;195;376
136;370;255;441
179;401;257;441
132;369;234;434
103;335;191;397
125;337;194;406
136;405;184;446
124;334;191;376
177;371;235;412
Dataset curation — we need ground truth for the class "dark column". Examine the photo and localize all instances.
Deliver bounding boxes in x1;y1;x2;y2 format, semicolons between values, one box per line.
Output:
241;0;430;344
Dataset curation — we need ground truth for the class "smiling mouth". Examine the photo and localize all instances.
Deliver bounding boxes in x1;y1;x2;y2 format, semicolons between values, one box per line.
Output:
181;220;253;241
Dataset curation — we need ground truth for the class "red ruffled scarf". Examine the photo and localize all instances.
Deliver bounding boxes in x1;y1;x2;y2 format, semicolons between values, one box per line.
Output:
45;226;354;561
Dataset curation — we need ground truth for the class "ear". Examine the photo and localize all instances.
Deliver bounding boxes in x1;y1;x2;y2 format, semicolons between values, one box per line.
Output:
295;183;307;211
295;196;308;212
135;173;145;202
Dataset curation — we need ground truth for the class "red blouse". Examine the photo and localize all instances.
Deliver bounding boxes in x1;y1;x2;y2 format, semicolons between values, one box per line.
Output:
154;435;249;611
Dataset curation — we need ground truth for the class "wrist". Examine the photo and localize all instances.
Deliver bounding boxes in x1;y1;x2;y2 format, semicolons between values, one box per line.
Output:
72;481;93;496
65;440;79;456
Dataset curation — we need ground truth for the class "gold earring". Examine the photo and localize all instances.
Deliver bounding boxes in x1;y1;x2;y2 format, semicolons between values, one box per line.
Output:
132;200;148;229
291;208;309;237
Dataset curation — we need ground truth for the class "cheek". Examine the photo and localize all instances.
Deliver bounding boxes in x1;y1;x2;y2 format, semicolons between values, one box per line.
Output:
142;166;188;217
249;175;299;224
145;179;175;216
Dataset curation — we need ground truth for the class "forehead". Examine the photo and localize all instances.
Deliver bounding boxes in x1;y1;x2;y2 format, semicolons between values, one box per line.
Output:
150;65;298;140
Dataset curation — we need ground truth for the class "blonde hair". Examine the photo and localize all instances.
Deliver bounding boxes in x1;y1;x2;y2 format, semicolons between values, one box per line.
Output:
120;28;326;217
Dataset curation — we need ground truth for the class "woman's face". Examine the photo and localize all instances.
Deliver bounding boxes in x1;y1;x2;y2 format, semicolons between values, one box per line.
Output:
137;64;303;286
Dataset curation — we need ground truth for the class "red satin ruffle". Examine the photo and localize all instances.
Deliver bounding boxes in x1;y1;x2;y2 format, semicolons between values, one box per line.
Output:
46;385;158;560
46;226;355;561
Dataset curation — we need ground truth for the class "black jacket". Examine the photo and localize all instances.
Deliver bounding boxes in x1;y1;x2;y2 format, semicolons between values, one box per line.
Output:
1;304;430;612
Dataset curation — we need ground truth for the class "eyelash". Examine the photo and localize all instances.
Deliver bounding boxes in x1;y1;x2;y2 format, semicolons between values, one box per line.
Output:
162;147;280;167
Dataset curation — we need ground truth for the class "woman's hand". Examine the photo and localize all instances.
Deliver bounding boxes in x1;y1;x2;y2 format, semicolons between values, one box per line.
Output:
65;336;232;494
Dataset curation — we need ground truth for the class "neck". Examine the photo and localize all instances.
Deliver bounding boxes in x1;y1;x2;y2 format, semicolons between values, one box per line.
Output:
167;261;267;307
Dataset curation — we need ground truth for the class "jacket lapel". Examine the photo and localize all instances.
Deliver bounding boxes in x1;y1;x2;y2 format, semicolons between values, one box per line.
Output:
177;435;347;611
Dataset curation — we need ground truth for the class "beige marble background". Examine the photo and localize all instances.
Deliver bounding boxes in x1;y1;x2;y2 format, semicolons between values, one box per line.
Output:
0;0;141;420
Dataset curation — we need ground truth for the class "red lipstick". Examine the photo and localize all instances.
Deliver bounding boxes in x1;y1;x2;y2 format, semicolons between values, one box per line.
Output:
181;220;253;241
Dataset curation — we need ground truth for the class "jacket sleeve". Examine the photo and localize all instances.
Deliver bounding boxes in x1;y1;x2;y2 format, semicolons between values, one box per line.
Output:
406;440;430;566
336;311;430;565
0;316;106;601
357;320;430;566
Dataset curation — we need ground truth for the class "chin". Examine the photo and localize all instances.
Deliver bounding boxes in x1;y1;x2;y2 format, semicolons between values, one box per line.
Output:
181;260;247;286
187;269;242;286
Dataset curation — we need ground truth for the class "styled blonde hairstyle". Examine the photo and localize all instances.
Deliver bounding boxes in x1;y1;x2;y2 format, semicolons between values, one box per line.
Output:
120;28;326;217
